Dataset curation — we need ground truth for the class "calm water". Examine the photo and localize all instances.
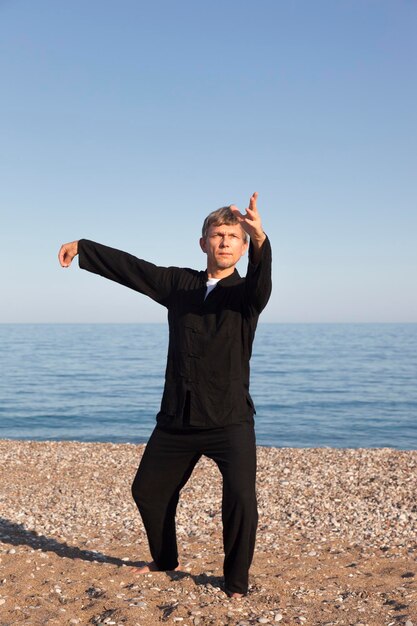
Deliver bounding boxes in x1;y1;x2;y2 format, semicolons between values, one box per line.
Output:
0;324;416;449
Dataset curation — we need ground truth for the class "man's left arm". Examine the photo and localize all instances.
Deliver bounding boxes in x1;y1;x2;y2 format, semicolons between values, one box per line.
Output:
231;192;272;313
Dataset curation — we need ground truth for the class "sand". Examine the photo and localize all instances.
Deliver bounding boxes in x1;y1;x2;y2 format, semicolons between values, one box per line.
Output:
0;440;416;625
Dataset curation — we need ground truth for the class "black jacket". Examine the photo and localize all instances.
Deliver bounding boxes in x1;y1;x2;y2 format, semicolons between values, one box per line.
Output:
78;237;272;428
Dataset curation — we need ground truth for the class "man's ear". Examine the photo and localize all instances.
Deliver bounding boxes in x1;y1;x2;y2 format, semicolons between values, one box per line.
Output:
199;237;207;253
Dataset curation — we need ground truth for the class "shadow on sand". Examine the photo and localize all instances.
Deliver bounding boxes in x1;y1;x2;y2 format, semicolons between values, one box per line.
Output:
0;516;140;567
0;517;226;591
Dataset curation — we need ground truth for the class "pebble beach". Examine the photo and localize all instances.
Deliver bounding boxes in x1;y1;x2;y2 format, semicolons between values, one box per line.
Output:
0;440;416;625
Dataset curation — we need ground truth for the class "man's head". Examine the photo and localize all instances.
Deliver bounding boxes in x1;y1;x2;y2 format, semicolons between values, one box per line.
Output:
200;206;249;278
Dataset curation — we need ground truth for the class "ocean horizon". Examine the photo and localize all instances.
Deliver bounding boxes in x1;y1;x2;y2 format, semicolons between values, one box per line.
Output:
0;322;416;450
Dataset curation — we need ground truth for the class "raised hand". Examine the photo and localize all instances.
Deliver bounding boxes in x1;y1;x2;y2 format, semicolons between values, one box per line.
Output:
230;192;266;247
58;241;79;267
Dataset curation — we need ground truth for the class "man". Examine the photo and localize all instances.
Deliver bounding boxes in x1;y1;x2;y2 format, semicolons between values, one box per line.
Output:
58;192;272;597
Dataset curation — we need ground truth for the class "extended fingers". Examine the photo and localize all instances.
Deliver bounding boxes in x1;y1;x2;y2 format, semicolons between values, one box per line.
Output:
229;205;245;220
230;193;260;233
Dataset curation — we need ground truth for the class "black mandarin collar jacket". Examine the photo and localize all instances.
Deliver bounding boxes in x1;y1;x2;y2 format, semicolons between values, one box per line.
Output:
78;237;272;428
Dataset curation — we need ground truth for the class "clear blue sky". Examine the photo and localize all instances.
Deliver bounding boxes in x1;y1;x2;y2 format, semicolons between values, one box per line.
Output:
1;0;416;323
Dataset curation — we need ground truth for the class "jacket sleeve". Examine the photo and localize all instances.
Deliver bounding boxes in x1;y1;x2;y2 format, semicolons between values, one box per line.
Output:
78;239;181;307
245;235;272;314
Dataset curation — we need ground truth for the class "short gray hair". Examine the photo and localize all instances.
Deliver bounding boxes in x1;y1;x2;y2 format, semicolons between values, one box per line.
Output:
201;206;248;242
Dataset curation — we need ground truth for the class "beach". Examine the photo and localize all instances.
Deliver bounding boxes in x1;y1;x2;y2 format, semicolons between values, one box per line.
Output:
0;441;415;625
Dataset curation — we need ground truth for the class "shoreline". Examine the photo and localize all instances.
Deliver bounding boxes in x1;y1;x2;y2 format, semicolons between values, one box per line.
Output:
1;436;416;452
0;440;416;624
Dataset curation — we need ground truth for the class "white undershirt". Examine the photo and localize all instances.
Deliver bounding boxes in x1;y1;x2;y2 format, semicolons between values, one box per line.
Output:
205;277;221;299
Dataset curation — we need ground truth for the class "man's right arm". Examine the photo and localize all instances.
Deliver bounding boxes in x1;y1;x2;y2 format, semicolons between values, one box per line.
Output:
58;239;181;306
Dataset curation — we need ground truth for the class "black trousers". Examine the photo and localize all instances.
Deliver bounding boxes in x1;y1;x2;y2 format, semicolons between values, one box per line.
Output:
131;422;258;595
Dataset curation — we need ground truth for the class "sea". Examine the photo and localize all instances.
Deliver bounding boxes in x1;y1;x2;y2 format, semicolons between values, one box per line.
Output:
0;323;416;449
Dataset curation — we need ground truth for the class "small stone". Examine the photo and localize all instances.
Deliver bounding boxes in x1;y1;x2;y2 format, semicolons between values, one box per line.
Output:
405;621;413;626
0;599;6;606
258;619;270;624
275;615;283;622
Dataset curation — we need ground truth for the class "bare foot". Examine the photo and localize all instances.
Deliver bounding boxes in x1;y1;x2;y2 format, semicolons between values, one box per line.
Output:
133;561;180;574
226;591;244;599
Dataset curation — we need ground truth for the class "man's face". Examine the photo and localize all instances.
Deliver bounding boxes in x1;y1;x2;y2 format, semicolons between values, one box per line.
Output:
200;223;248;275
